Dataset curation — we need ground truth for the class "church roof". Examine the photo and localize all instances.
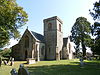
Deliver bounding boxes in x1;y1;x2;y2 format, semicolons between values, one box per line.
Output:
31;31;44;42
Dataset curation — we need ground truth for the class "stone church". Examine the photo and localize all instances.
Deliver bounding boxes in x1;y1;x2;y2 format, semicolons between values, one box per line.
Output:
12;16;73;61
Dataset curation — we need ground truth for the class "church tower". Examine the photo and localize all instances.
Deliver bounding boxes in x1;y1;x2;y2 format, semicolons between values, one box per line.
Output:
44;16;63;60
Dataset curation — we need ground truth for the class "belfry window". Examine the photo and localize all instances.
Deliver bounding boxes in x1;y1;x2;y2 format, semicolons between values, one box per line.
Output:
59;24;61;32
25;35;29;48
48;23;52;31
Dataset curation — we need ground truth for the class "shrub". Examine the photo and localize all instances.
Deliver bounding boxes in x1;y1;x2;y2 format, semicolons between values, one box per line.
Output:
0;48;11;58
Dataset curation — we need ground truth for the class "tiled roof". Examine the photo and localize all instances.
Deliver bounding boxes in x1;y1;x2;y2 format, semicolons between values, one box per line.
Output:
31;31;44;42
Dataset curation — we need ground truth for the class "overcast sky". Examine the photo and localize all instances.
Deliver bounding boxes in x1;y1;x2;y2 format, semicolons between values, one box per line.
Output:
8;0;99;48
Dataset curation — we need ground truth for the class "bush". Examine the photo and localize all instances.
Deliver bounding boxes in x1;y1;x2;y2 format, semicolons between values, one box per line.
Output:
0;48;11;58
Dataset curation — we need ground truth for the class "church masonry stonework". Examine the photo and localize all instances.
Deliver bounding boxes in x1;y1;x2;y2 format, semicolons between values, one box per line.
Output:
12;16;73;61
12;29;45;61
44;16;63;60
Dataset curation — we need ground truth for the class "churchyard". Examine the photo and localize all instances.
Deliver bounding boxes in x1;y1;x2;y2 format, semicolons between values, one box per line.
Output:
0;59;100;75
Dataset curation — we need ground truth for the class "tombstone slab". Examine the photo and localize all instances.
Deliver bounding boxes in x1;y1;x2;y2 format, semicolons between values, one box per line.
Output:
27;58;35;64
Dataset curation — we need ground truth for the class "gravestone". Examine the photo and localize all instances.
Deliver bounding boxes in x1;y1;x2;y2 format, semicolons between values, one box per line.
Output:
80;57;84;67
18;64;30;75
7;57;11;64
10;58;14;66
0;57;2;67
4;60;8;65
10;68;18;75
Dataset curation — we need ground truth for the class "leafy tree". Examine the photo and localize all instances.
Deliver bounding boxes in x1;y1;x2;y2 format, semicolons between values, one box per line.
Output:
90;0;100;55
0;48;11;57
0;0;28;48
71;17;91;57
89;0;100;20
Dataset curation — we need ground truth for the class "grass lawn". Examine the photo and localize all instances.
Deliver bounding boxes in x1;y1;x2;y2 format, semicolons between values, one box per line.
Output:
0;59;100;75
0;61;24;75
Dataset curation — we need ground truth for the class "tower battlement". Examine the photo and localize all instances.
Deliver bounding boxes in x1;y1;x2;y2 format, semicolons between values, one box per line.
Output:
43;16;63;24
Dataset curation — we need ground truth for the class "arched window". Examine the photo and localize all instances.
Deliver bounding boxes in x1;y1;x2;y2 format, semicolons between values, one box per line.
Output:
49;47;51;54
59;24;61;32
25;35;29;48
48;23;52;31
41;46;44;55
69;43;71;53
25;50;27;60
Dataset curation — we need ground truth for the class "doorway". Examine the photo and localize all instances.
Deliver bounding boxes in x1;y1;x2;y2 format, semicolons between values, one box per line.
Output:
25;50;28;60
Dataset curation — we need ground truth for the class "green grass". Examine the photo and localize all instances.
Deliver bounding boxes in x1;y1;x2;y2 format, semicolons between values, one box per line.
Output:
0;59;100;75
0;61;25;75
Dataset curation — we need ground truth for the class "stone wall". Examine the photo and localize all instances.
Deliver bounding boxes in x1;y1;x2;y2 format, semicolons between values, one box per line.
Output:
44;16;63;60
62;37;73;59
12;29;45;61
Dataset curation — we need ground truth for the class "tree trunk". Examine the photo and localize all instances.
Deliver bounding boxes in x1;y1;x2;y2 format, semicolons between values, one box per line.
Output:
81;38;86;58
83;48;86;57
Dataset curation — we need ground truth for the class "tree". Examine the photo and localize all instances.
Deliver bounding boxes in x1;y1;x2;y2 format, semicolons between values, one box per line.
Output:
89;0;100;20
71;17;91;57
90;0;100;55
0;0;28;48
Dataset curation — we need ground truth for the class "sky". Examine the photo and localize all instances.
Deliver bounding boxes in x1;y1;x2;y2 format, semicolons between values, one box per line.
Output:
7;0;99;48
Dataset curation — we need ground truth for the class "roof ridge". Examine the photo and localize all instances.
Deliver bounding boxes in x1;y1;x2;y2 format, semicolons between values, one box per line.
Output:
31;31;44;42
31;31;43;36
